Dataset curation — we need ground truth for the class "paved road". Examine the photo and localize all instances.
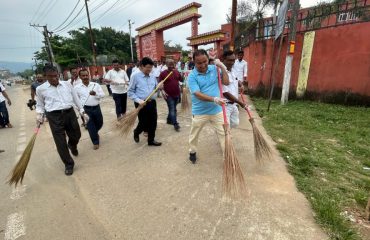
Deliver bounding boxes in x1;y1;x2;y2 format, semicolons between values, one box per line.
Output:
0;85;328;240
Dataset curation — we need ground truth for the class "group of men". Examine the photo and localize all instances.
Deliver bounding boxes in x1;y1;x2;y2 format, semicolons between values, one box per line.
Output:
26;49;248;175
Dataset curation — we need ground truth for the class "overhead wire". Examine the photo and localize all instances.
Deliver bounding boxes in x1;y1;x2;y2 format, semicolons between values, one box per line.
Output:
30;0;48;23
53;5;86;33
92;0;122;24
34;0;59;24
52;0;82;32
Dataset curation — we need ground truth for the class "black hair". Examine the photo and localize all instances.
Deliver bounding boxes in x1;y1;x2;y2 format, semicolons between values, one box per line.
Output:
78;68;89;76
43;64;58;73
237;50;244;55
223;50;235;59
193;49;209;60
112;59;119;64
69;66;78;72
141;57;154;66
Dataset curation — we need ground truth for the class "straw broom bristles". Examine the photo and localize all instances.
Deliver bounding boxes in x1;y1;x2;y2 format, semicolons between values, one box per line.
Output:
222;124;248;200
116;71;173;136
240;94;272;163
181;86;190;112
7;126;40;187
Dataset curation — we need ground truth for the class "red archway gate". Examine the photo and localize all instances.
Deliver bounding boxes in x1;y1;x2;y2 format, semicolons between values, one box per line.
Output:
135;2;202;61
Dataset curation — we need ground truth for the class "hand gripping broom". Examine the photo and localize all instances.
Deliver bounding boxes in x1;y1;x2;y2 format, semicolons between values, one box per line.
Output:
7;122;42;187
181;71;191;112
116;71;173;136
240;93;272;163
216;68;247;200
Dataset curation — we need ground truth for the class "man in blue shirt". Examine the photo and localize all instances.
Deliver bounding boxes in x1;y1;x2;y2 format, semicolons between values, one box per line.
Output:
187;49;229;163
128;57;164;146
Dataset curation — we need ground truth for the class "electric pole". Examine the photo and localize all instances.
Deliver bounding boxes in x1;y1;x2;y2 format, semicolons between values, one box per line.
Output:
85;0;97;66
30;24;55;65
281;0;300;104
229;0;237;51
128;19;134;63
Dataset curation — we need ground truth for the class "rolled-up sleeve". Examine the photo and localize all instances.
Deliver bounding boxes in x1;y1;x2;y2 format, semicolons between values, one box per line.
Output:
35;87;45;114
127;74;140;103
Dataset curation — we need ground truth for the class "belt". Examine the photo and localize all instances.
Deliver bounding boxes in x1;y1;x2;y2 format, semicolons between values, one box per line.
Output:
226;101;236;105
84;105;99;109
48;107;73;114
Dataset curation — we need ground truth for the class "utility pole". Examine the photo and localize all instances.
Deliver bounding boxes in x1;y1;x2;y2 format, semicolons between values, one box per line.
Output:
30;24;55;65
84;0;97;66
229;0;237;51
281;0;300;104
128;19;134;63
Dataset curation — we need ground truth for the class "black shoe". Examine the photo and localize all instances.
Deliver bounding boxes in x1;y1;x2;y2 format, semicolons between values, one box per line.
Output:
68;145;78;156
174;124;180;132
167;119;173;125
189;152;197;164
148;140;162;146
133;131;139;143
65;168;73;176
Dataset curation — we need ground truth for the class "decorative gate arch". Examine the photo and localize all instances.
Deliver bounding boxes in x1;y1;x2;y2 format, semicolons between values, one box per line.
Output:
135;2;202;61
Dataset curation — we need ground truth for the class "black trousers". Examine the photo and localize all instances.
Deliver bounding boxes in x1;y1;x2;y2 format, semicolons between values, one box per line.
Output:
134;100;157;143
46;108;81;169
84;105;103;145
112;93;127;118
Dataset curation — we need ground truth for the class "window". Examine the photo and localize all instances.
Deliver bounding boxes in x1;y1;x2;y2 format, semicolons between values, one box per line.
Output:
338;11;358;22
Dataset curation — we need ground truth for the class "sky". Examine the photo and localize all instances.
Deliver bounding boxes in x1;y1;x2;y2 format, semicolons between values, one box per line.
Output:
0;0;318;63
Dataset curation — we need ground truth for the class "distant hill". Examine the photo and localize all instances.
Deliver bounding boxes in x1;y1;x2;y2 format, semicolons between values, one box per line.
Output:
0;61;32;73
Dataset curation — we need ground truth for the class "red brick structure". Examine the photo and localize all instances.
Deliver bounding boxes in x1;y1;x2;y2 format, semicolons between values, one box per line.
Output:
135;2;202;61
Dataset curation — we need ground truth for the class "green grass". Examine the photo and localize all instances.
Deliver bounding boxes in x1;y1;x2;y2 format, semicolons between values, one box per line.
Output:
252;98;370;240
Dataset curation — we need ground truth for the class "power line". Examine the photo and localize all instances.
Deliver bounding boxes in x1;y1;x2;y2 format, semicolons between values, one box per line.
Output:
34;0;59;24
94;0;138;25
53;5;86;33
0;47;43;50
92;0;122;24
30;0;48;23
52;0;82;32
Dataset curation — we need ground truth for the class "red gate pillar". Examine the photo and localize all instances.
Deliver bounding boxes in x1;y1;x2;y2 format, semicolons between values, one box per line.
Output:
191;17;199;52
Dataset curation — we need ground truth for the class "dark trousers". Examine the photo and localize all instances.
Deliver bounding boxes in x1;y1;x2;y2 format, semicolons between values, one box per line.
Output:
112;93;127;118
46;109;81;169
0;101;10;126
166;96;179;126
84;105;103;145
134;100;157;143
106;85;112;95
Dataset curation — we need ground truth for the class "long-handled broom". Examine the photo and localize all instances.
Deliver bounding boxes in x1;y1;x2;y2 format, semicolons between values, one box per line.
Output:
116;71;173;136
181;71;190;112
240;93;272;163
216;68;247;200
7;122;42;187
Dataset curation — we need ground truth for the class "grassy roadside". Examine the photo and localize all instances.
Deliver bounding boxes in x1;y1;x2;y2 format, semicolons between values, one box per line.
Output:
252;98;370;240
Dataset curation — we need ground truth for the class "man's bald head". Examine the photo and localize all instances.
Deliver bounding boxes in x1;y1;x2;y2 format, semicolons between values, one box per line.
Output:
166;59;175;71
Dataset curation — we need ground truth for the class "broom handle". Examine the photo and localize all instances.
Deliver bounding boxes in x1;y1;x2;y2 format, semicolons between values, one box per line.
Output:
144;71;173;102
216;67;228;125
239;93;253;119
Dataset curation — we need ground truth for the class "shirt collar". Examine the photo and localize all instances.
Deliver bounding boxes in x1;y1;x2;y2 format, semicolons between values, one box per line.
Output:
195;66;211;75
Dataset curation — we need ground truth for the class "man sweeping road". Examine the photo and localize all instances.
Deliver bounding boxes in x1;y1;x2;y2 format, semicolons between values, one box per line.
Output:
36;65;89;176
187;49;229;163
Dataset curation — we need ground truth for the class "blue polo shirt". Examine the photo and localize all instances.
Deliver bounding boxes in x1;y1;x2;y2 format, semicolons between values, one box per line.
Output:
188;65;222;115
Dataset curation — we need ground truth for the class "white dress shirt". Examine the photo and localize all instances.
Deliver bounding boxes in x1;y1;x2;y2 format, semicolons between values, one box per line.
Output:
104;69;129;94
0;83;6;103
222;71;239;100
68;78;82;87
36;81;83;114
74;82;105;107
232;59;248;82
151;66;161;78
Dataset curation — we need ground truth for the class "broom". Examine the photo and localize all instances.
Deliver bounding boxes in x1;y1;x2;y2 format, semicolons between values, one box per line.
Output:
240;93;272;163
181;72;190;112
116;71;173;136
7;122;42;187
216;67;247;200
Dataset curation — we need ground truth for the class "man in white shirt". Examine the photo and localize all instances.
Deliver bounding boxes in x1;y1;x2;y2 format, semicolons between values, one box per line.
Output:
0;82;12;128
232;50;248;85
75;69;105;150
222;50;247;128
68;66;82;87
36;65;89;176
103;60;130;119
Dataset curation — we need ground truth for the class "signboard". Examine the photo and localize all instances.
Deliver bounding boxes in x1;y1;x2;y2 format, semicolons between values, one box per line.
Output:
275;0;289;40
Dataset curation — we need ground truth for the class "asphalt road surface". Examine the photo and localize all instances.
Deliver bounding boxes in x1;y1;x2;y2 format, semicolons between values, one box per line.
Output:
0;84;328;240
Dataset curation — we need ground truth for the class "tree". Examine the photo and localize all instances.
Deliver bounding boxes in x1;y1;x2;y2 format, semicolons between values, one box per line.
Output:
34;27;136;68
164;40;183;51
17;69;34;79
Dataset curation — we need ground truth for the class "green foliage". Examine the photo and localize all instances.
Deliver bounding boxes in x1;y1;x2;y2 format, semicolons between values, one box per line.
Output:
34;27;136;68
17;69;34;79
253;98;370;240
